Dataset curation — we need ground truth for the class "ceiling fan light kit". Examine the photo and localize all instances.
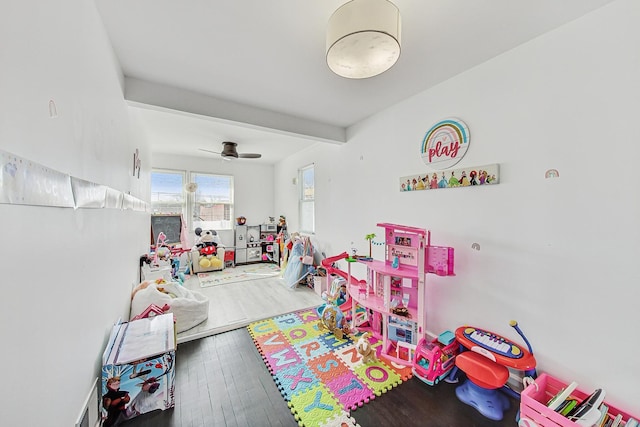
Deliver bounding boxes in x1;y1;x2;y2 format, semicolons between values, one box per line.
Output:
326;0;402;79
221;141;240;158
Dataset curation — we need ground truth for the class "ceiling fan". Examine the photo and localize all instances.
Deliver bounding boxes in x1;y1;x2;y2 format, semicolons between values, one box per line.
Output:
199;141;262;160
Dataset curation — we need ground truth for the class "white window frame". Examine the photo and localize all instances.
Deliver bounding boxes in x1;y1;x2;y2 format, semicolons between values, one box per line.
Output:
298;163;315;234
189;171;234;232
150;168;186;217
151;168;234;234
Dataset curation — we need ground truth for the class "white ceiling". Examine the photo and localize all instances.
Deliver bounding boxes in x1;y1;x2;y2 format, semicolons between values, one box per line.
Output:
95;0;616;164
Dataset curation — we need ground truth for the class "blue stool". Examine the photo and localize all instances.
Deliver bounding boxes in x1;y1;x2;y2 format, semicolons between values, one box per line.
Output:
455;351;510;421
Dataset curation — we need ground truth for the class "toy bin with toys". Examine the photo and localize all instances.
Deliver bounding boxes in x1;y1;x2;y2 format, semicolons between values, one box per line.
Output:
519;373;637;427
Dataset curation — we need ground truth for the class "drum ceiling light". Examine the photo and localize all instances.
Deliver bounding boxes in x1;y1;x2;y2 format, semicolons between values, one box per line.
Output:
326;0;401;79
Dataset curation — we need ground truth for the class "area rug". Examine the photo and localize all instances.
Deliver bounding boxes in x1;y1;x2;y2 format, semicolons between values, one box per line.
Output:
198;263;280;288
247;307;412;427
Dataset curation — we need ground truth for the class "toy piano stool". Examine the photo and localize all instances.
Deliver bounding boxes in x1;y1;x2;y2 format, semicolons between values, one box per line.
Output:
454;325;537;421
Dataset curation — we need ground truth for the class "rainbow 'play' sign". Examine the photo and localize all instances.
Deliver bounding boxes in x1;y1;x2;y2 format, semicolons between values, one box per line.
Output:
421;118;470;169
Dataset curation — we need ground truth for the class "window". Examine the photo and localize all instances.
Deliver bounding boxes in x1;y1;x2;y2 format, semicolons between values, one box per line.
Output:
151;169;234;233
299;164;315;233
151;169;186;216
191;172;234;231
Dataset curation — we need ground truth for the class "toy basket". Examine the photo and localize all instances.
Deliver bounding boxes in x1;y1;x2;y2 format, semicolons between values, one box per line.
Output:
519;373;635;427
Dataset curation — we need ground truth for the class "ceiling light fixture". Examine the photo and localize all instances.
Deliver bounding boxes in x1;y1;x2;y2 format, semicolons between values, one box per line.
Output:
220;141;240;159
326;0;401;79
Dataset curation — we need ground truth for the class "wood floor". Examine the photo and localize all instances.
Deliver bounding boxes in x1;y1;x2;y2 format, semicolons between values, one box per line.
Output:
121;271;520;426
176;268;324;343
120;328;519;427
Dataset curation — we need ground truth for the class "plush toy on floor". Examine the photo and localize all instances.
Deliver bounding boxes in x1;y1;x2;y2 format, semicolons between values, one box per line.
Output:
193;227;223;270
356;332;376;364
194;228;219;254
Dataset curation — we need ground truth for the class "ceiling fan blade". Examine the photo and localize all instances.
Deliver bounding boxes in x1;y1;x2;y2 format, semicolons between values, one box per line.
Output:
199;147;232;161
207;142;261;159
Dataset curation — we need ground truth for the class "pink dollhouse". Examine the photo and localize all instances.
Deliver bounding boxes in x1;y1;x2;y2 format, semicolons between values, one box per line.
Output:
347;223;455;366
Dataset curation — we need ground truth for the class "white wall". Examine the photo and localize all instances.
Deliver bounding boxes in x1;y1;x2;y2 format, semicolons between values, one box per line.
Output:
2;0;638;424
0;1;150;426
153;152;276;246
276;0;640;412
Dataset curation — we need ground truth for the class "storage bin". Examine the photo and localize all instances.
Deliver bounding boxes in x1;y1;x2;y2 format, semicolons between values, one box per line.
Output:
102;314;176;425
519;373;636;427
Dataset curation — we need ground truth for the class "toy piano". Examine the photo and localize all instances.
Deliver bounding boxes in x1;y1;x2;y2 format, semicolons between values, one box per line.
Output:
456;326;536;370
453;324;537;421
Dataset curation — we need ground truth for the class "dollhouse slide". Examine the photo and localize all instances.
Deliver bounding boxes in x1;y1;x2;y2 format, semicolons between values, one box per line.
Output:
320;251;367;310
321;252;366;284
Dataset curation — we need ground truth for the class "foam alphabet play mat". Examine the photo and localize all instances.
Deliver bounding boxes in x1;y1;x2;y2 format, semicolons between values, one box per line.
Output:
247;307;412;427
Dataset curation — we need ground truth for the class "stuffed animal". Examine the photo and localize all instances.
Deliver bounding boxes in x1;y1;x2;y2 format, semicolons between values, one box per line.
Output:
356;332;376;364
194;227;219;255
198;256;223;269
192;228;224;270
131;281;152;299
